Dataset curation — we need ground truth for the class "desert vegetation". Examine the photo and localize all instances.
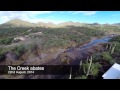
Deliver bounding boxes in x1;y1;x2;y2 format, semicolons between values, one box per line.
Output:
72;35;120;79
0;19;120;79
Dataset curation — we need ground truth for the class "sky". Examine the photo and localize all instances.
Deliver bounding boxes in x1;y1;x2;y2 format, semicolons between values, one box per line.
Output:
0;11;120;24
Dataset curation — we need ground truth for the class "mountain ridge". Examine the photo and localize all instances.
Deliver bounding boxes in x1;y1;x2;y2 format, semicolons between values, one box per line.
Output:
0;19;35;28
0;19;120;28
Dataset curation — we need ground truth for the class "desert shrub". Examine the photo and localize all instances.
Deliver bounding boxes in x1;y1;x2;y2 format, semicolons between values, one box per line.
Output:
61;59;70;65
90;62;102;76
0;37;13;45
26;43;38;53
74;62;102;79
22;31;29;35
92;53;102;62
82;58;102;77
102;52;113;63
0;48;3;52
109;60;116;65
58;53;70;65
109;35;120;43
113;42;120;52
12;45;25;57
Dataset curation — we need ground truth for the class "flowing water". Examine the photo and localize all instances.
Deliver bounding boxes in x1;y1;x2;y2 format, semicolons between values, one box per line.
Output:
79;37;112;50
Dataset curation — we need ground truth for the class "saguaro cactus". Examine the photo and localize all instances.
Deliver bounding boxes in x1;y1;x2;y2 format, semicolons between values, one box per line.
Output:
106;43;109;50
111;43;116;54
83;56;93;77
86;57;89;63
109;43;112;52
79;60;83;70
83;64;87;75
86;56;93;76
69;67;72;79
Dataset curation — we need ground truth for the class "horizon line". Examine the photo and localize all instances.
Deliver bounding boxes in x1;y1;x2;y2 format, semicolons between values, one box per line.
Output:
1;18;120;25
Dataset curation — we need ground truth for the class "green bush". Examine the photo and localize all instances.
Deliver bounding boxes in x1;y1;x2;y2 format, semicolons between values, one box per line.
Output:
109;60;116;65
109;35;120;43
113;42;120;52
13;45;25;57
27;43;38;52
90;62;101;76
92;53;102;62
0;37;13;45
102;52;113;63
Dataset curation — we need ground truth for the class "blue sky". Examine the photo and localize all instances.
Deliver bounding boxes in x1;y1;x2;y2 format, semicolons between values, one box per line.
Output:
0;11;120;24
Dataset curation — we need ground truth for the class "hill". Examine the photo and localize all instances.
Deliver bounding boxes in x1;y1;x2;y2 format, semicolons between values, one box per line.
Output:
36;22;56;27
0;19;35;28
57;21;86;27
0;19;87;28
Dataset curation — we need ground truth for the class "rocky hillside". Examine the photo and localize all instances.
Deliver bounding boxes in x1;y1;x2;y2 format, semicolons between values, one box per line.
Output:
0;19;35;28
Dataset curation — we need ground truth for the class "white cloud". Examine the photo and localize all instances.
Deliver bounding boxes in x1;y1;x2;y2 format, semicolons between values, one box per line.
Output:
0;16;10;24
21;18;64;24
0;11;98;24
0;11;53;24
70;11;97;15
